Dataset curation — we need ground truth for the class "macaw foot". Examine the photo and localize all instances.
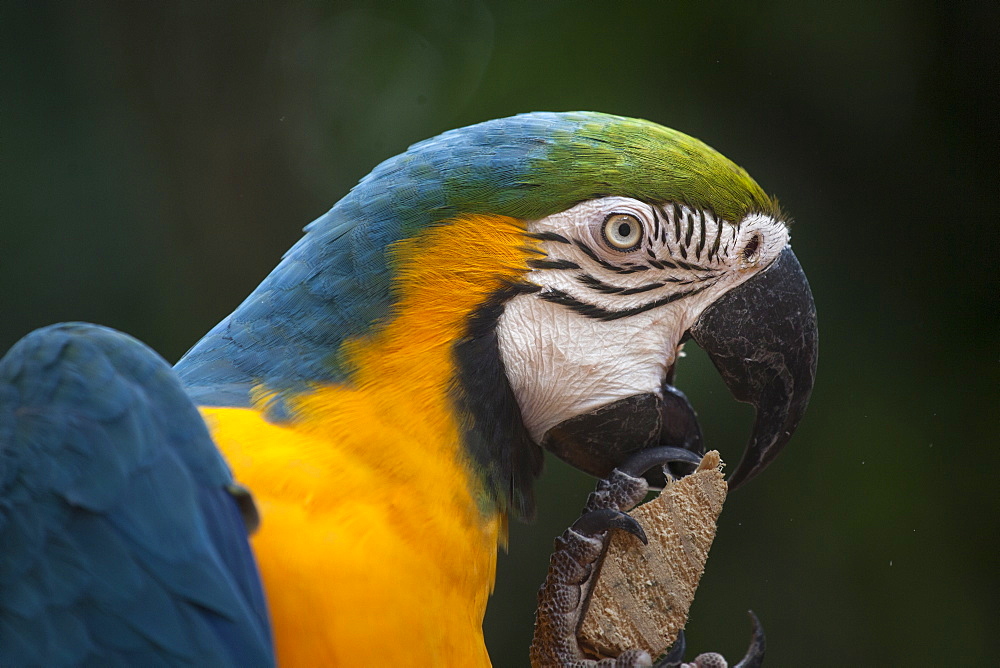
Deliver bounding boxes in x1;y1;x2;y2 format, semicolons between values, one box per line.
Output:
658;612;766;668
529;447;703;667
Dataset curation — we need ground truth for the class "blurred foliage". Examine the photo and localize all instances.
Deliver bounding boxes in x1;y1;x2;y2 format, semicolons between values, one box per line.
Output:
2;1;996;664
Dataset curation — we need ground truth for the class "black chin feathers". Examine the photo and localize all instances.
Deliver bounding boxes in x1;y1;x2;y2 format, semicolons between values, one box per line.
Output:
451;282;543;521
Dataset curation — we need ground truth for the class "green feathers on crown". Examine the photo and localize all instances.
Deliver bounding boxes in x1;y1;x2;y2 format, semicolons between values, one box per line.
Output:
539;114;781;224
420;111;781;229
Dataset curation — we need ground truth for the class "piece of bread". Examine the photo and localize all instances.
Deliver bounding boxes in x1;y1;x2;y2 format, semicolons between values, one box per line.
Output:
578;451;727;659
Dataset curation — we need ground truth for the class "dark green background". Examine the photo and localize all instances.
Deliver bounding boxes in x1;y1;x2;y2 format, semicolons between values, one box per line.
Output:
3;1;996;664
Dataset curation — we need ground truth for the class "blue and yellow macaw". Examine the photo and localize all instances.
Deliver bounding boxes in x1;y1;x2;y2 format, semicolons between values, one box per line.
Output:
1;112;817;666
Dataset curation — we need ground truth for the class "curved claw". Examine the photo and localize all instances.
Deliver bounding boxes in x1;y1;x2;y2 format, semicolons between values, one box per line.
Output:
541;382;706;489
617;446;703;479
573;508;648;545
652;613;765;668
531;469;660;666
653;630;687;667
732;611;766;668
656;384;705;486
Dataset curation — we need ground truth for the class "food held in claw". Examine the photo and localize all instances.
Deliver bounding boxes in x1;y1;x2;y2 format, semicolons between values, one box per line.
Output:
578;451;727;660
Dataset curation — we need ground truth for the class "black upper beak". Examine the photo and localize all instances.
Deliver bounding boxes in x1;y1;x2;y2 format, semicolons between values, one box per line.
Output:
689;245;818;489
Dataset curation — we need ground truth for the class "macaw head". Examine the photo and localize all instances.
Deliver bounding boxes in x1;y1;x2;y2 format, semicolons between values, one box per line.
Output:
495;195;816;494
178;111;817;520
430;113;817;516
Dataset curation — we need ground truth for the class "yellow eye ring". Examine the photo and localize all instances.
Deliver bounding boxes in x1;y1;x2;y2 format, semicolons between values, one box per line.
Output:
602;213;643;251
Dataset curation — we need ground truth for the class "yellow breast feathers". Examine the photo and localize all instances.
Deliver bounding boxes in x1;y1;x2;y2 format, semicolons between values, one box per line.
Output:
201;215;539;665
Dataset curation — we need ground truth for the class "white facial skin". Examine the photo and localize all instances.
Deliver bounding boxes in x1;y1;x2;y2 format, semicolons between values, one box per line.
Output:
497;196;789;443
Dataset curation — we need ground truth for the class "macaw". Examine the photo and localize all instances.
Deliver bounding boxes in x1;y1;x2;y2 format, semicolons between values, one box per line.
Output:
1;112;817;666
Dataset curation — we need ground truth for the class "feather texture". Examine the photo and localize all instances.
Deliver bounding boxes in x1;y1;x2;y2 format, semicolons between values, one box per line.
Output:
3;113;786;666
176;112;776;407
196;214;534;664
0;323;272;666
166;112;781;664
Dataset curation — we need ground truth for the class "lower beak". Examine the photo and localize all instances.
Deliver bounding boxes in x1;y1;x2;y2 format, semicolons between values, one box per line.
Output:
541;383;704;489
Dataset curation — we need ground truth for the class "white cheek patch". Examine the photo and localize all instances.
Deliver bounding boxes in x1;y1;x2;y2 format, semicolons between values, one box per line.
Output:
497;292;688;443
498;197;791;446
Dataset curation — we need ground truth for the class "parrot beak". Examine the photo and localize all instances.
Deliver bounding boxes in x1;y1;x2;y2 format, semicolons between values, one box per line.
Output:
688;245;818;489
541;245;817;491
541;382;705;490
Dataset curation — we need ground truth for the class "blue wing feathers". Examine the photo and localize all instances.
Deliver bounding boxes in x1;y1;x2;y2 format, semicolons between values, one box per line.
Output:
173;112;591;409
0;323;273;665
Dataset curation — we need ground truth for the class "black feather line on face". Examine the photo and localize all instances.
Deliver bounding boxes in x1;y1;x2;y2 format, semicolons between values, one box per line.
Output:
655;206;678;260
696;210;707;260
451;281;543;521
526;231;572;245
650;204;661;242
671;256;716;273
527;258;580;270
575;273;667;295
574;238;622;272
573;239;650;274
653;203;722;271
540;283;714;321
709;216;723;261
619;264;650;273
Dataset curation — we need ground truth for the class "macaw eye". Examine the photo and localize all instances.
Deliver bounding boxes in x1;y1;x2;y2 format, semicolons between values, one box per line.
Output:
602;213;643;251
